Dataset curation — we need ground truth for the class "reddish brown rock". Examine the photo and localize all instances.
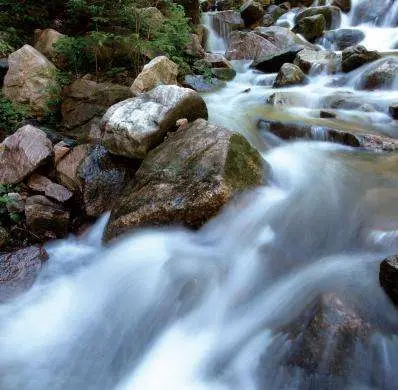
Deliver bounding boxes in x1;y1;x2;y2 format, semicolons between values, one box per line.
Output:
0;125;53;185
27;174;73;203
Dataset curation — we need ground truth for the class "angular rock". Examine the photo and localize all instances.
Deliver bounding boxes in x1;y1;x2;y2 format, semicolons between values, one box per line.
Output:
27;174;73;203
56;144;91;191
185;34;205;59
253;45;304;73
3;45;58;117
294;49;340;74
203;53;234;69
77;145;131;217
294;6;341;30
240;0;264;27
34;28;65;67
61;78;132;138
355;57;398;91
0;245;48;302
25;195;70;240
293;14;326;42
101;85;208;159
0;125;53;185
380;256;398;306
211;67;236;81
341;45;381;73
130;56;179;95
273;63;308;88
54;141;71;165
104;119;266;242
226;30;278;61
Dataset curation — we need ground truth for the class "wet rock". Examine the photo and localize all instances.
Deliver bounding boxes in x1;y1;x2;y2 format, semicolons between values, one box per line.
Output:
259;119;361;147
293;14;326;42
341;45;381;73
104;119;266;242
130;56;179;95
323;28;365;50
294;49;340;74
211;67;236;81
355;57;398;91
0;125;53;185
27;174;73;203
320;110;337;119
380;255;398;306
77;145;131;217
351;0;389;26
253;46;304;73
0;245;48;302
273;63;308;88
203;53;234;69
61;78;131;139
281;293;372;377
294;6;341;30
56;144;91;191
389;104;398;120
183;74;226;92
101;85;208;159
3;45;58;117
240;0;264;27
25;195;70;240
261;5;286;27
34;28;65;67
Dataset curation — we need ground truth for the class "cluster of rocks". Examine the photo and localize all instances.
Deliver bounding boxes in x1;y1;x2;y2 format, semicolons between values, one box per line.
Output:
0;4;268;299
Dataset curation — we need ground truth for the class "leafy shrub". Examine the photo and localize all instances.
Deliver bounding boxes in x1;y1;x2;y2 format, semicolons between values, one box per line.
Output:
0;94;29;136
0;184;23;227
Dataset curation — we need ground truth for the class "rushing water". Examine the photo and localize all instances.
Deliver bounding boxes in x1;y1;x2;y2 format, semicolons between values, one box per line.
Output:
1;1;398;389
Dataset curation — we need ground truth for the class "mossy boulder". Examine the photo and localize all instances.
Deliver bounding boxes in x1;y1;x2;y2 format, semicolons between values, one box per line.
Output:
103;119;266;242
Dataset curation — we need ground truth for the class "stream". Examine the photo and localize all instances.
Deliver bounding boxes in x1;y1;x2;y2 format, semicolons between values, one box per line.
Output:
1;1;398;389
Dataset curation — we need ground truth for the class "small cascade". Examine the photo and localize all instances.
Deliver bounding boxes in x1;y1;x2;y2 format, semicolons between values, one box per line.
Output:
201;12;231;54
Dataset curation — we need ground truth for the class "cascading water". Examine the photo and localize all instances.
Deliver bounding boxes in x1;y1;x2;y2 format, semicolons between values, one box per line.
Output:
1;2;398;390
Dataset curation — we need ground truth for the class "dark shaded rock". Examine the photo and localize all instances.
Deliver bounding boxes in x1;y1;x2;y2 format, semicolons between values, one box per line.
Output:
211;67;236;81
294;6;341;30
320;110;337;119
61;78;132;140
175;0;201;24
240;0;264;27
0;58;8;87
332;0;351;13
323;28;365;50
104;119;266;242
101;85;208;159
273;63;308;88
293;14;326;42
389;104;398;120
0;245;48;302
25;195;70;240
77;145;132;217
253;45;304;73
0;125;53;185
183;74;226;92
380;255;398;306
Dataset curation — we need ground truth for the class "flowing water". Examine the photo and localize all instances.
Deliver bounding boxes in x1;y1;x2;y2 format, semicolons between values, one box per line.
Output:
2;1;398;389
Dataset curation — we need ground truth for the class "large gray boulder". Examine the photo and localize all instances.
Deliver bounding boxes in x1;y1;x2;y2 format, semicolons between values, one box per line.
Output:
0;125;53;185
294;6;342;30
240;0;264;27
273;63;308;88
293;14;326;42
101;85;208;159
355;57;398;90
294;49;340;74
104;119;266;242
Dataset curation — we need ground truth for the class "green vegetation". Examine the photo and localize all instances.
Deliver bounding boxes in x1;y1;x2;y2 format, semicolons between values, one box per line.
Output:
0;184;23;227
0;94;29;135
